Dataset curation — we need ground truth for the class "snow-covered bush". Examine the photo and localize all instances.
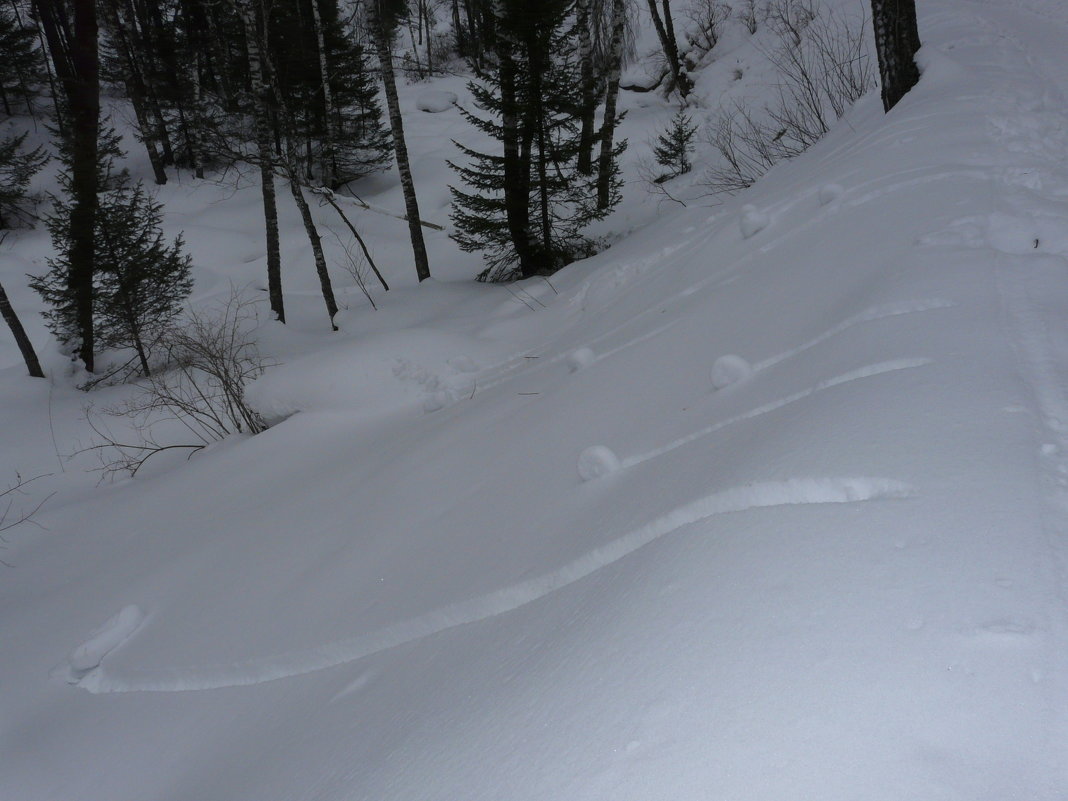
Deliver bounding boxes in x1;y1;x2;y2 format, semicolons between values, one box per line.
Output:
87;293;270;477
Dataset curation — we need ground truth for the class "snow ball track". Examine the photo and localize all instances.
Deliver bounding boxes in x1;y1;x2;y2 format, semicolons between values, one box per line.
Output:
75;478;912;694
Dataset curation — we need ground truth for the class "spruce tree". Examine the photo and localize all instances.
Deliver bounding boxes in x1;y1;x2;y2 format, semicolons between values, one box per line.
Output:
0;132;47;229
449;0;623;282
0;2;43;117
651;109;697;180
31;136;192;376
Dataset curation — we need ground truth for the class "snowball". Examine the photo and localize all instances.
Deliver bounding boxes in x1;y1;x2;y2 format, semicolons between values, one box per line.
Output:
577;446;621;482
739;204;769;238
711;354;753;389
818;183;844;206
416;90;458;113
566;347;596;372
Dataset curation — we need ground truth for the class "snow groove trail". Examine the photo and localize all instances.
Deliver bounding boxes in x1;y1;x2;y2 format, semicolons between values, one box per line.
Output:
752;301;952;372
75;477;912;694
621;359;932;468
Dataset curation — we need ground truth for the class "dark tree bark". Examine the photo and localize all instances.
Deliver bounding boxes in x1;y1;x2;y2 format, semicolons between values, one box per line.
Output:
236;0;284;322
0;279;44;378
369;0;431;282
37;0;99;372
871;0;920;112
493;0;534;278
645;0;690;98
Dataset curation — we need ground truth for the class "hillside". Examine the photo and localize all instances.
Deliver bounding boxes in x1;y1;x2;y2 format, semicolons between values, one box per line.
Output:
3;0;1068;799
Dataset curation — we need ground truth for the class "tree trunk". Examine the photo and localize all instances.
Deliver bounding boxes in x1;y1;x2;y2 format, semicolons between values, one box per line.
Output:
871;0;921;112
103;0;168;184
287;177;338;329
596;0;625;209
63;0;100;372
575;0;597;175
236;0;285;323
493;1;534;278
0;279;44;378
308;0;337;187
370;0;431;282
645;0;690;98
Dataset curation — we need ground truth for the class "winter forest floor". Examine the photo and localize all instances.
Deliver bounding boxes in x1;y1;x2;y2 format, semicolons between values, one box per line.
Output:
5;0;1068;798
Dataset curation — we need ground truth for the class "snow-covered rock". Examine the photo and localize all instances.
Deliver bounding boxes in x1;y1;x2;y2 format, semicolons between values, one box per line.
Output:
711;354;753;389
577;446;620;481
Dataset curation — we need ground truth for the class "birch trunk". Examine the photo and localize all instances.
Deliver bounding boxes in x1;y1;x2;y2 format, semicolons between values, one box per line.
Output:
870;0;921;112
596;0;625;209
370;0;431;282
308;0;337;186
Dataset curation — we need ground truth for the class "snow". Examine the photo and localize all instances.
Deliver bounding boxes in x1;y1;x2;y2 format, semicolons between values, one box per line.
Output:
5;0;1068;799
739;203;770;238
566;346;596;372
710;353;753;389
415;89;458;113
576;445;621;481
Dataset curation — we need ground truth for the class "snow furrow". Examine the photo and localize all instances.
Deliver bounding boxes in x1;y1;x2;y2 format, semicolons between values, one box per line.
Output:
75;477;912;694
621;358;933;468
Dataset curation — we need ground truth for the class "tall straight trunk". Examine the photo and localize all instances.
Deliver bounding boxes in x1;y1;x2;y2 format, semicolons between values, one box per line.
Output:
575;0;597;175
596;0;625;209
104;0;167;184
492;1;534;278
308;0;336;186
450;0;465;57
236;0;284;322
0;279;44;378
287;177;338;329
370;0;431;282
645;0;689;98
870;0;921;112
54;0;100;373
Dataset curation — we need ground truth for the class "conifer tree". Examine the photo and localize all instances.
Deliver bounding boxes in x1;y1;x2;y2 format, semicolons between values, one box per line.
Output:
449;0;623;281
651;109;697;179
0;2;43;117
31;136;193;376
0;132;47;229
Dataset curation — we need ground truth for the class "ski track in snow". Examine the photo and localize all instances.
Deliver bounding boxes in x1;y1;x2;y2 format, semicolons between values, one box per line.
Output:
75;477;912;694
621;359;933;468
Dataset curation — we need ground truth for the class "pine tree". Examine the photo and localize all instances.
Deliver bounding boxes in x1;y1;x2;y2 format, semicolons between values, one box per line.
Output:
31;140;192;376
651;109;697;180
449;0;622;281
0;2;43;117
0;132;47;229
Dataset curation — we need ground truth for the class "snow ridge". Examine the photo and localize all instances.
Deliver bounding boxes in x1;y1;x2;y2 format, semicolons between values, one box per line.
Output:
75;477;911;694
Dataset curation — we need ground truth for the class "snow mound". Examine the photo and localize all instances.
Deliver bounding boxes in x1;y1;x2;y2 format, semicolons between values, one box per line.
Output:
711;354;753;389
246;329;505;423
566;347;596;372
577;445;621;481
63;605;144;682
740;204;770;238
416;90;458;113
819;183;845;205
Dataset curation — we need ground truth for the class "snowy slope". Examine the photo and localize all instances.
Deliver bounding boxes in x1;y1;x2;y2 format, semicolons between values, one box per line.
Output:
5;0;1068;799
